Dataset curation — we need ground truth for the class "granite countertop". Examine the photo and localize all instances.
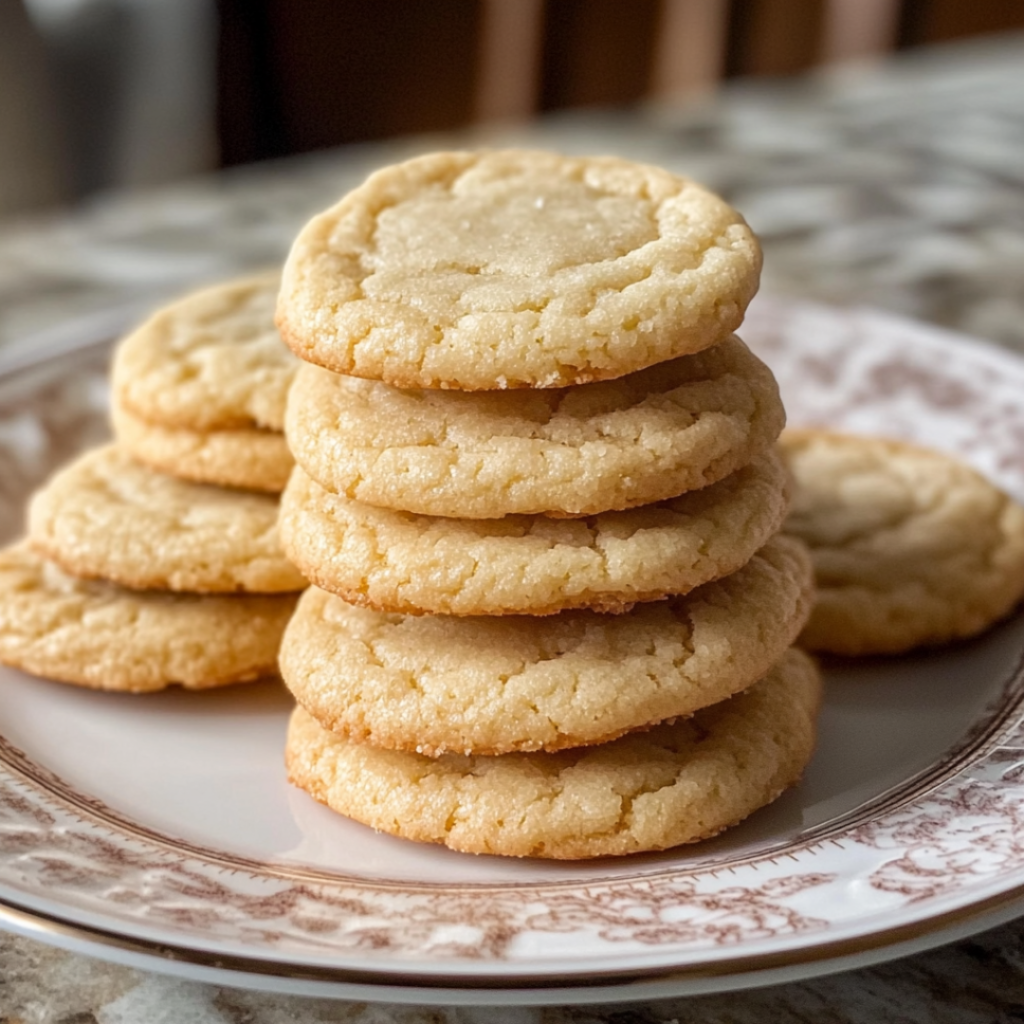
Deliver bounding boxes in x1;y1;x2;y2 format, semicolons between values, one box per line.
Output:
2;33;1024;1024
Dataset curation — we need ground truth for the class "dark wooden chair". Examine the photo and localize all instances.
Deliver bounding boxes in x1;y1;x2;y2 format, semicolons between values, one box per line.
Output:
477;0;903;120
217;0;1024;166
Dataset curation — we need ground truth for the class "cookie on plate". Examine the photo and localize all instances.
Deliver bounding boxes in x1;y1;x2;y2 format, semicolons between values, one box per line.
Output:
112;401;293;493
781;429;1024;655
286;336;785;519
279;450;790;615
112;272;298;433
285;647;821;859
279;535;814;755
277;150;761;390
27;445;306;593
0;543;298;691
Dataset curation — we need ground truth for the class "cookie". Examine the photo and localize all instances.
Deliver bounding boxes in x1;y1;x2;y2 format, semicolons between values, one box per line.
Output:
286;647;820;859
279;450;790;615
286;336;784;519
279;535;813;755
0;543;298;691
112;401;293;493
27;445;307;593
277;150;761;390
781;429;1024;655
112;273;297;432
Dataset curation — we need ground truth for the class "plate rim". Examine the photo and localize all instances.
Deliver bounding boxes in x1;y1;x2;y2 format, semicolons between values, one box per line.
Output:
2;882;1023;1004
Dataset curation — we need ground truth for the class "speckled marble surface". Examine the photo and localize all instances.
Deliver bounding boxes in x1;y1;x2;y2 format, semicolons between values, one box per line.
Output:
2;33;1024;1024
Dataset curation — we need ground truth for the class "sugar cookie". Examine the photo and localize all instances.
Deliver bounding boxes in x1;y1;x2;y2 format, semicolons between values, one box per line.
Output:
27;445;306;593
285;648;821;859
112;402;293;493
112;273;297;432
0;543;298;691
286;336;784;518
781;429;1024;655
277;150;761;390
279;536;814;755
279;451;790;615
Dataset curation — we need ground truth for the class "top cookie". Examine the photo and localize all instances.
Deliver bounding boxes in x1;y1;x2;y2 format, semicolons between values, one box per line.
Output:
781;429;1024;655
277;150;762;390
112;273;298;432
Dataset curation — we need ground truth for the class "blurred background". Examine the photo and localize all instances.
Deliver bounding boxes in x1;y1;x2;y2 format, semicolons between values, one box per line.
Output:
2;0;1023;220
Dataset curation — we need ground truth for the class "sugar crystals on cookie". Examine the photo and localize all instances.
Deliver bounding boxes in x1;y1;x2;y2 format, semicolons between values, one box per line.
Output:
277;149;762;390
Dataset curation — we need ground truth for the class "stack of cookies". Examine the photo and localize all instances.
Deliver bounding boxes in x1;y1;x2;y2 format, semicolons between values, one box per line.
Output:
0;275;306;693
275;150;821;859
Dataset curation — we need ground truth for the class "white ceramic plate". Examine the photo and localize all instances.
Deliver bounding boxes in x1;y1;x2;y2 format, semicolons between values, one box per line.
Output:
2;296;1024;1006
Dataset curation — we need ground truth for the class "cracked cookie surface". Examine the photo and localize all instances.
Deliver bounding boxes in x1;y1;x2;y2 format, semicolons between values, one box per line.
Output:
279;535;813;756
113;401;293;493
781;429;1024;655
285;647;821;859
112;273;298;432
28;445;307;593
279;451;790;615
286;335;784;518
0;542;298;691
277;149;761;390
